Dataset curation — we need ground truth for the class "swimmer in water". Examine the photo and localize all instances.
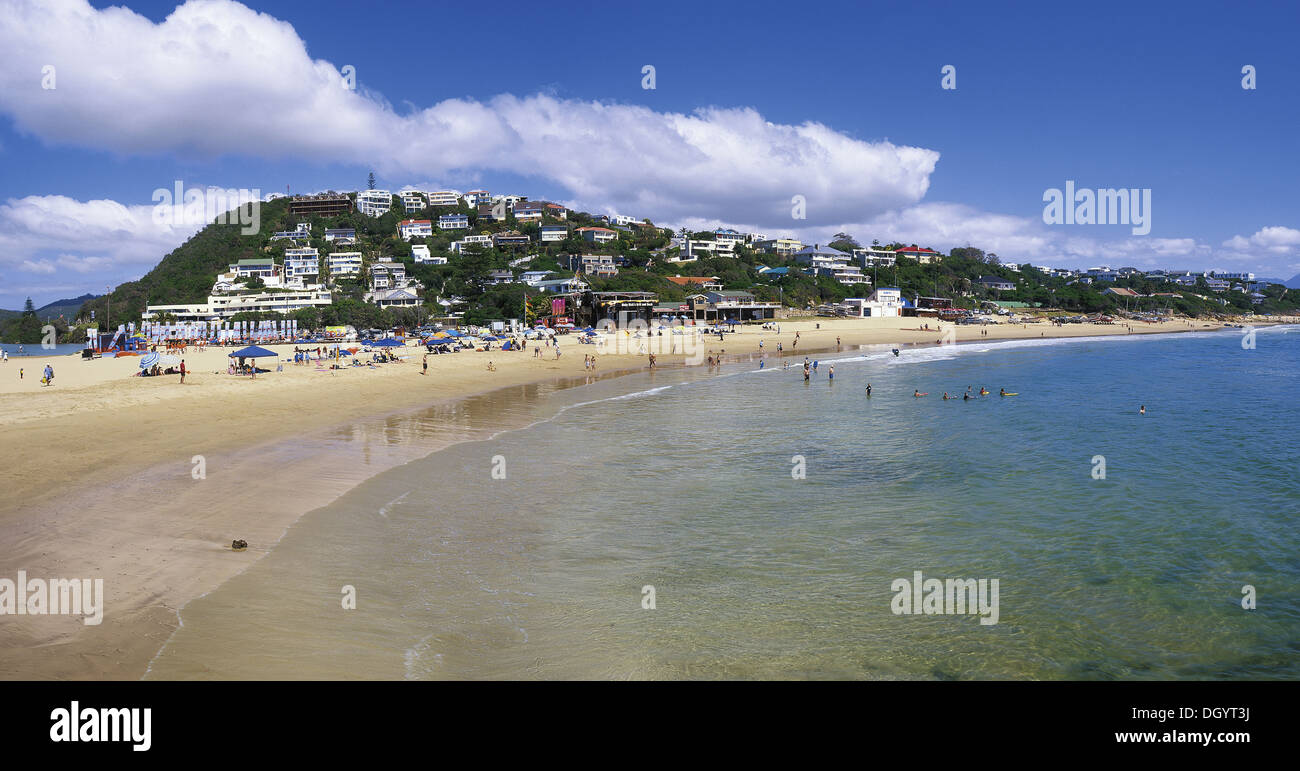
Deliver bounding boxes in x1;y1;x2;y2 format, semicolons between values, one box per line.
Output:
1140;405;1146;414
914;390;921;397
865;383;872;396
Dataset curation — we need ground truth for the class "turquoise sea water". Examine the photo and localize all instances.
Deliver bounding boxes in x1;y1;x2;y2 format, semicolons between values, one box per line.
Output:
146;327;1300;679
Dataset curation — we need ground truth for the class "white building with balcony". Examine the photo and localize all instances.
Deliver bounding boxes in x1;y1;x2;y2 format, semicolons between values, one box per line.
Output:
356;189;392;218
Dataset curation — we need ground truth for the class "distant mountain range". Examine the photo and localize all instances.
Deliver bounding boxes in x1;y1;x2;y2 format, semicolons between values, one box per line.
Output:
1255;275;1300;289
0;293;101;323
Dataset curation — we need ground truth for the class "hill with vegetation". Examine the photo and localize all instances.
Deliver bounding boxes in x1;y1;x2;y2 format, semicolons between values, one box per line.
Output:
67;193;1300;333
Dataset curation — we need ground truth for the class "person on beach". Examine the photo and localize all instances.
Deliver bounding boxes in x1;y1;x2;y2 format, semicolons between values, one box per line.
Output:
648;353;656;369
19;367;23;380
179;359;186;384
836;336;841;347
812;360;818;373
828;365;834;381
759;356;765;369
422;354;429;375
487;361;496;371
43;364;53;386
554;346;561;360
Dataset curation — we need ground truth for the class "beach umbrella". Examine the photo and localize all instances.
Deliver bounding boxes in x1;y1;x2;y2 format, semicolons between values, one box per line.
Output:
371;338;404;347
157;354;181;368
228;345;278;359
138;351;160;369
481;335;501;341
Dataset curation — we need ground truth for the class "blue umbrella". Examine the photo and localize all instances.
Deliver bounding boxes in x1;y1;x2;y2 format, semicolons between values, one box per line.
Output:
228;345;278;358
138;351;160;369
371;338;404;347
481;335;501;341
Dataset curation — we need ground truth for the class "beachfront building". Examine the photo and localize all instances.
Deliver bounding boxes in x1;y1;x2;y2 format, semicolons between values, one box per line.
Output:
688;290;780;322
438;213;469;230
838;287;905;318
897;246;941;264
366;287;422;309
1205;278;1231;292
283;248;321;284
545;203;568;220
577;226;617;244
463;189;491;207
579;290;659;327
450;234;493;253
144;287;333;322
270;222;312;242
327;251;364;278
540;225;568;242
324;228;357;244
356;189;393;218
754;238;804;257
400;191;427;213
519;270;552;285
476;203;501;223
398;219;433;240
580;254;618;277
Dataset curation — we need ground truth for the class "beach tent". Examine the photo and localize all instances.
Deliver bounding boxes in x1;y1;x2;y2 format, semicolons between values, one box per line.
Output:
228;345;278;359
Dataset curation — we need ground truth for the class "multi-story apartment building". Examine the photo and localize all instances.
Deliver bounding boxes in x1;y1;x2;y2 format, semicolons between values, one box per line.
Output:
283;247;320;284
356;189;393;218
426;190;461;207
400;190;427;213
438;213;469;230
327;251;364;277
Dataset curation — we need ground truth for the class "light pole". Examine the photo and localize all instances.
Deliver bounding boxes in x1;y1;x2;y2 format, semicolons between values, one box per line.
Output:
105;285;111;332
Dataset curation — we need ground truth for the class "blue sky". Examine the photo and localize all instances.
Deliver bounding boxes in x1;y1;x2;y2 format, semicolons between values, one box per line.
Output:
1;0;1298;308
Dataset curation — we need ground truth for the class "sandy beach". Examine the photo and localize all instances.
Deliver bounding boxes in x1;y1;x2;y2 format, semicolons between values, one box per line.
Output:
0;315;1238;679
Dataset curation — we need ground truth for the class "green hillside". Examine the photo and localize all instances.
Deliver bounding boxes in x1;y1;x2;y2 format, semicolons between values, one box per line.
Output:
68;194;1300;333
